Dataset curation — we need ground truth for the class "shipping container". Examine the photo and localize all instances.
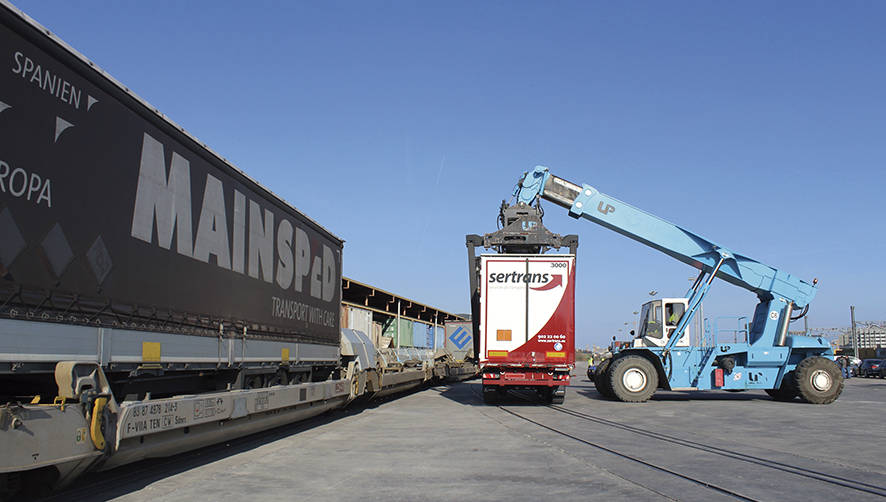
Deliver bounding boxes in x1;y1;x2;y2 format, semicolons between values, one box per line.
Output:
0;6;343;345
383;318;413;347
347;306;373;340
372;321;384;348
340;304;349;329
412;322;434;348
445;321;474;361
435;326;444;351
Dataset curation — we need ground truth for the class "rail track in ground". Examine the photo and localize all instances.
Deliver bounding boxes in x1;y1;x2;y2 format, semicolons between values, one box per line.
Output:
485;387;886;501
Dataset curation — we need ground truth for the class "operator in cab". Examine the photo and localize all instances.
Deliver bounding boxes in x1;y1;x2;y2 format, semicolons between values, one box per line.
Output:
665;303;683;339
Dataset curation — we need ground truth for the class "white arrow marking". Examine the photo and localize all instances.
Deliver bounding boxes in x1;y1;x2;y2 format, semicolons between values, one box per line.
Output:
87;95;99;111
55;116;74;142
0;101;10;113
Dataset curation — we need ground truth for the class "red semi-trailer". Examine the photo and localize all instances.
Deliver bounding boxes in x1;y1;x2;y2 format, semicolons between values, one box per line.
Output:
479;254;575;403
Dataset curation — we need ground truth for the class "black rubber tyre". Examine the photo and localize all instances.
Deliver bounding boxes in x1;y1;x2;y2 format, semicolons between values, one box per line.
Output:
550;386;565;404
594;359;616;399
540;387;554;404
794;356;843;404
608;355;658;403
765;371;798;401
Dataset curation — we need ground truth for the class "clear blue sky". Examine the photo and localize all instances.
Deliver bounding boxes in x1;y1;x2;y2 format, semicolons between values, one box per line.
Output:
13;0;886;347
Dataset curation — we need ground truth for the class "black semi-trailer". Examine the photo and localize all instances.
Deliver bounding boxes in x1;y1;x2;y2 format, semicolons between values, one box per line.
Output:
0;1;343;400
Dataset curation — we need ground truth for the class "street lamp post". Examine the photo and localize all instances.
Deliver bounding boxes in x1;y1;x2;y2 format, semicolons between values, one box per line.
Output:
850;306;858;357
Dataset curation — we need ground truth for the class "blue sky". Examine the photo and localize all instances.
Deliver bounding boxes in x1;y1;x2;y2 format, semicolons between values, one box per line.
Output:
12;1;886;347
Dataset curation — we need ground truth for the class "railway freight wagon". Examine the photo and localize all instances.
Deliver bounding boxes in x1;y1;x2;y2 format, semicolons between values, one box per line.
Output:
0;2;438;497
479;254;575;403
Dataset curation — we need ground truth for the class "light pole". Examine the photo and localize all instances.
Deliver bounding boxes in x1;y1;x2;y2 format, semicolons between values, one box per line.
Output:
850;306;858;357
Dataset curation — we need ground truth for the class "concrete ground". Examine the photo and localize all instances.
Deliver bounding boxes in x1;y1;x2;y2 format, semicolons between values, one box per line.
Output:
46;369;886;502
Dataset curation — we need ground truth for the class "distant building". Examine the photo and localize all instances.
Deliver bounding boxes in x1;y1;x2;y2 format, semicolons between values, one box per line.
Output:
839;326;886;350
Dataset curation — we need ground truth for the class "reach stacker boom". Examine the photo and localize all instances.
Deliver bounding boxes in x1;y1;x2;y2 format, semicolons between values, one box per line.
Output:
513;166;842;404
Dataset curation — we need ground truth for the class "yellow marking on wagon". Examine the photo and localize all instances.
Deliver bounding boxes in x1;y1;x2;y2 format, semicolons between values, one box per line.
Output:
142;342;161;362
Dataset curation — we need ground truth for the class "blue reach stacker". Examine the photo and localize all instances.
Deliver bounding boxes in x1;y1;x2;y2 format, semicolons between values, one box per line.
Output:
512;166;842;404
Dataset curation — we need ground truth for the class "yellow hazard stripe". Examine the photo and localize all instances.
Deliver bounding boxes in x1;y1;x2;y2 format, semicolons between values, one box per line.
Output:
546;351;566;358
488;351;509;357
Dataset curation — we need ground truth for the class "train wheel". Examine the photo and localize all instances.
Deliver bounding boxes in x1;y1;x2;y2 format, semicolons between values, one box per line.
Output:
244;375;263;389
266;369;287;387
794;356;843;404
608;355;658;403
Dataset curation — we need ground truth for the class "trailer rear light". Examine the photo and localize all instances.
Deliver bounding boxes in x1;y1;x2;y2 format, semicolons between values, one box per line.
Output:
714;368;724;387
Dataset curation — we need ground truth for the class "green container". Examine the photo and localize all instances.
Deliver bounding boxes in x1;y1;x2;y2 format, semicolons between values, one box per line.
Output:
383;318;413;347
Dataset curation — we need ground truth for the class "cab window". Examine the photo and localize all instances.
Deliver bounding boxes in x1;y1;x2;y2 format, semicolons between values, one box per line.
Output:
666;302;685;326
645;304;663;339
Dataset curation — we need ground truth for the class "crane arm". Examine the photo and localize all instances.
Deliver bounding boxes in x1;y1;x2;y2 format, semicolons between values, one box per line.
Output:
515;166;817;309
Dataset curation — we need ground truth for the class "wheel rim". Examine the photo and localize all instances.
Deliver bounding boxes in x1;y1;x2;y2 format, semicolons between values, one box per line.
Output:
623;368;647;392
811;369;832;391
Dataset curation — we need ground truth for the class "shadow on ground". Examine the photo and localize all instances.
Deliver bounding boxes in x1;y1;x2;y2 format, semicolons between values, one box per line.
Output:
431;381;557;407
435;377;790;406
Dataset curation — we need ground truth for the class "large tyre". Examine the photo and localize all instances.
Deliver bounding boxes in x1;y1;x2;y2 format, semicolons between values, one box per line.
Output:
794;356;844;404
608;355;658;403
765;371;798;401
594;359;616;399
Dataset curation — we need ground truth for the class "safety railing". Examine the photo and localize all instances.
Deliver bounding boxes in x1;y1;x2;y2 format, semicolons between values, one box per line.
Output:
704;316;749;346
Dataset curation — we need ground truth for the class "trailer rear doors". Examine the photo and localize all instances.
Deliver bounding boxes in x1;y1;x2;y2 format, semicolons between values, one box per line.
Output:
479;254;575;367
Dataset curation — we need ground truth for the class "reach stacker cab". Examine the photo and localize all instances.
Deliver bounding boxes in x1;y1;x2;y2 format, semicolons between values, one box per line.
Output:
633;299;690;348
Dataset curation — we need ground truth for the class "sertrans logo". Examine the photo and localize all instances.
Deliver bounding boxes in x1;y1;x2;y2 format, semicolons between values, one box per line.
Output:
487;272;563;291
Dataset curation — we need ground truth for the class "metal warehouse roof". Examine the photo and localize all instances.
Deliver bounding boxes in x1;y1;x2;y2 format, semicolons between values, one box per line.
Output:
342;276;466;325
